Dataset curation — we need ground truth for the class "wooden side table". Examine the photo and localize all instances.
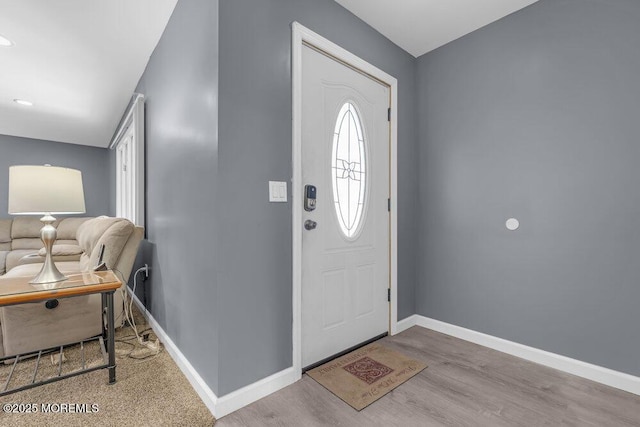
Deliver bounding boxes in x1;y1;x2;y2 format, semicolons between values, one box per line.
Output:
0;270;122;396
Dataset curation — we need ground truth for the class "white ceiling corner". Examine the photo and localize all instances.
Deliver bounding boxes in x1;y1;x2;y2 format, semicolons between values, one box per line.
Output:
335;0;540;57
0;0;177;148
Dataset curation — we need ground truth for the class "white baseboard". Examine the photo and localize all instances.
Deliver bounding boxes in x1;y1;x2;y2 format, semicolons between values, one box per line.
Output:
126;289;298;418
126;290;219;416
214;367;298;417
126;289;640;418
403;315;640;396
395;314;419;334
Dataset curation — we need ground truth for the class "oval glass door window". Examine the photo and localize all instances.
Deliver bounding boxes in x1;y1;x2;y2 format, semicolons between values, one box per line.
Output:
331;102;367;238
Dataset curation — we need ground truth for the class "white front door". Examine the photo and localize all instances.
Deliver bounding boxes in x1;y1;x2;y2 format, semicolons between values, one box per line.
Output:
301;44;391;368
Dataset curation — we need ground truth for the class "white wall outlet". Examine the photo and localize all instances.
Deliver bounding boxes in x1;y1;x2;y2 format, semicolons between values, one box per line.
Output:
269;181;287;202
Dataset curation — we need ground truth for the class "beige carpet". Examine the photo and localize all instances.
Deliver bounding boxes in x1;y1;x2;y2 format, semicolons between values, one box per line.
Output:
0;304;215;427
307;342;427;411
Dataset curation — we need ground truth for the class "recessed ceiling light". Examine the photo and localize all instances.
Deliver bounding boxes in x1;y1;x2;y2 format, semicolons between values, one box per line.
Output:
13;99;34;107
0;34;13;47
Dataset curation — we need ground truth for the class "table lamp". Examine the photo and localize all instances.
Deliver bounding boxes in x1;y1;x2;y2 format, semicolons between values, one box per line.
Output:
8;165;86;284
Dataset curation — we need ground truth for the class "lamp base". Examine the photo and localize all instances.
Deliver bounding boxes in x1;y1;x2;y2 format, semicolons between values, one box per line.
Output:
30;214;67;285
30;263;67;284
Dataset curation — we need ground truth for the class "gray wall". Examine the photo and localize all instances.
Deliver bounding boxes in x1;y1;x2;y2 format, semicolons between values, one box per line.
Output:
119;0;417;398
218;0;417;395
128;0;220;393
0;134;109;218
416;0;640;376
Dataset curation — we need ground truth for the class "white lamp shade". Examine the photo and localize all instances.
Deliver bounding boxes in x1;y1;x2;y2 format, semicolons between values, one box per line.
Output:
8;165;86;215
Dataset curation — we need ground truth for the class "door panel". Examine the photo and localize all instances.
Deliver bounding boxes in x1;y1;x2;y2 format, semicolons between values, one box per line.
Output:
322;269;347;328
301;44;390;368
356;264;375;318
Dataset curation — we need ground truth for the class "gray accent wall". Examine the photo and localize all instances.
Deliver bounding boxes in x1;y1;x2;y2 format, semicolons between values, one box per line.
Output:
110;0;640;400
0;134;109;218
416;0;640;376
218;0;417;395
129;0;220;393
124;0;417;398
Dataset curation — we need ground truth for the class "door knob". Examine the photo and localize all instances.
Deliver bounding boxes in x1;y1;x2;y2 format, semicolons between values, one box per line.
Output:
304;220;317;230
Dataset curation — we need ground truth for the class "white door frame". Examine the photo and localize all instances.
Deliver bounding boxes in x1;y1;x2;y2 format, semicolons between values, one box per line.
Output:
291;22;399;377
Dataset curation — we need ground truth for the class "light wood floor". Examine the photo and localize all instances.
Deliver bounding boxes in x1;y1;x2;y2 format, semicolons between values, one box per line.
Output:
217;326;640;426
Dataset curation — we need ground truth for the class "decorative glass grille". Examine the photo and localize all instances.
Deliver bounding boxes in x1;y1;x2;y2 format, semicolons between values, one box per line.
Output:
331;102;367;238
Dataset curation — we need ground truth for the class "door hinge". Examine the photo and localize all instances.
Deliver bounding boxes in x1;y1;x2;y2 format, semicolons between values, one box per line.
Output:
387;198;391;212
387;107;391;122
387;288;391;302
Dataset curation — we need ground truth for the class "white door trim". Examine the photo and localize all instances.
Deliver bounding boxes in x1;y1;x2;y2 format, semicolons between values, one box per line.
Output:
291;21;399;377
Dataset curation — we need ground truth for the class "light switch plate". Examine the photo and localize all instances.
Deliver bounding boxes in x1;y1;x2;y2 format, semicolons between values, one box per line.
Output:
269;181;287;202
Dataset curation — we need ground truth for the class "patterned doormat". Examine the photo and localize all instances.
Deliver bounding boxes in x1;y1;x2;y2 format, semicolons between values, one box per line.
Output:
306;342;427;410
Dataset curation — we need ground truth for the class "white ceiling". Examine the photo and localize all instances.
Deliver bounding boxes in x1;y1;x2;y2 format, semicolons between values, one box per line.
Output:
0;0;177;148
0;1;538;148
335;0;540;57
